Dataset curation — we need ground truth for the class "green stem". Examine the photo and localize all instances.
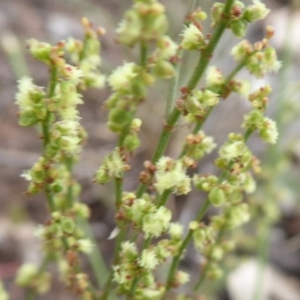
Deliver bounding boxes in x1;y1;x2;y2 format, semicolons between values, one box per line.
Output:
165;0;201;117
65;156;74;209
140;41;148;67
136;108;181;197
165;54;181;117
42;65;57;148
77;218;108;290
157;190;172;207
115;178;123;208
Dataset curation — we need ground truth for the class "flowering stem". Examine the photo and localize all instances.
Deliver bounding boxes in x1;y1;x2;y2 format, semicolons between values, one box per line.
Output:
136;0;235;198
42;65;57;147
193;227;225;291
165;128;254;293
101;38;151;299
186;0;235;90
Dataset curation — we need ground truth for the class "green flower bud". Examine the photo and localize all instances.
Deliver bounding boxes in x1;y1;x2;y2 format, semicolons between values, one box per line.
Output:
108;62;137;93
181;24;206;50
231;40;253;61
19;108;39;127
144;14;168;40
123;133;140;152
169;222;183;240
209;187;225;206
107;121;123;133
211;3;225;25
231;20;247;38
50;223;63;237
50;182;63;193
109;107;133;126
174;271;190;286
51;211;62;221
153;35;178;61
61;218;75;234
244;0;270;23
77;239;94;254
116;10;142;47
130;118;142;131
72;203;90;219
120;241;138;261
152;60;176;79
15;263;37;287
210;246;224;261
259;117;278;144
27;39;52;63
207;265;223;280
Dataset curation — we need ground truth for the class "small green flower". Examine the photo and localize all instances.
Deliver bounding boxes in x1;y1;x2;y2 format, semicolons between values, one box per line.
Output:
209;187;226;206
181;24;206;50
138;248;159;270
155;157;191;195
244;0;270;22
108;62;137;93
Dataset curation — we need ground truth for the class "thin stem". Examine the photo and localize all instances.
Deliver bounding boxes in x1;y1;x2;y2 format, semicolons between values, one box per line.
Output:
157;190;172;207
115;178;123;208
165;54;181;117
77;217;108;290
65;156;74;209
42;65;57;147
140;41;148;67
165;0;201;117
136;108;181;198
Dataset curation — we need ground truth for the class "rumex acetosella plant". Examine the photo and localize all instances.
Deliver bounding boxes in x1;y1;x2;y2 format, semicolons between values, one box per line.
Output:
13;0;280;299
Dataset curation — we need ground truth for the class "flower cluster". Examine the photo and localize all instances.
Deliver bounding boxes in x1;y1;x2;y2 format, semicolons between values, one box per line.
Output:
95;148;130;184
150;35;178;79
231;28;281;78
65;18;106;89
116;0;168;47
122;196;172;238
243;86;278;144
154;157;192;195
212;1;270;38
177;88;219;119
184;131;216;160
15;19;103;298
16;264;51;294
